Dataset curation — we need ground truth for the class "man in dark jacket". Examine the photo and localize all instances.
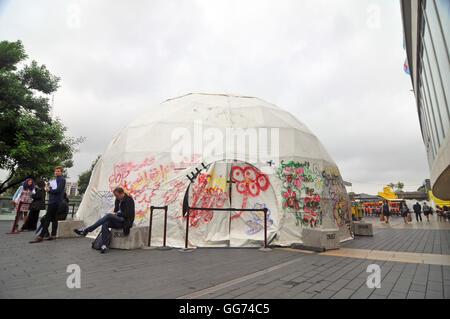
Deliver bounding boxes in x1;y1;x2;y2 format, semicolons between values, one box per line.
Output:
30;166;66;242
413;202;422;222
74;187;135;253
57;193;69;221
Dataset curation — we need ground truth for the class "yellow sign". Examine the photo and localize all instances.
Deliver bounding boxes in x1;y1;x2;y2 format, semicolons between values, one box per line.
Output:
378;187;398;200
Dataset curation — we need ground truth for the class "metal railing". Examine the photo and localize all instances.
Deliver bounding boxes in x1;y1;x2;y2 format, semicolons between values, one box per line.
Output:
0;197;81;217
184;206;269;250
146;205;270;250
147;206;169;248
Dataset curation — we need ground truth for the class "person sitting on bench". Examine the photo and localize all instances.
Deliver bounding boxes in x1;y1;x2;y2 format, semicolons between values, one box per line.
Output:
74;187;135;253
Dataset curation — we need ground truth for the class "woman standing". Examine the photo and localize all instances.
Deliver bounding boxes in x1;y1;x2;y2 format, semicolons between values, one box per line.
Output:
382;200;390;224
400;201;409;224
20;180;46;231
423;202;432;222
14;178;34;232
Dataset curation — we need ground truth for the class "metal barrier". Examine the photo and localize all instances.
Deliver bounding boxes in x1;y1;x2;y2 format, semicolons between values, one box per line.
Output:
6;202;23;234
0;198;80;217
183;206;269;250
147;206;169;248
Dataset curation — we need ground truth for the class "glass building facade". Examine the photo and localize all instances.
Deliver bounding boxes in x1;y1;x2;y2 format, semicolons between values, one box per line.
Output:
402;0;450;199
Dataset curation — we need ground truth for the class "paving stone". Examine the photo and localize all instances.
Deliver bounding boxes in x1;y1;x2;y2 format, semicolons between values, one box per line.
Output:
392;279;412;293
292;291;315;299
425;290;443;299
311;289;336;299
350;285;375;299
331;288;356;299
388;291;407;299
409;283;427;292
326;278;351;291
407;290;425;299
2;220;449;299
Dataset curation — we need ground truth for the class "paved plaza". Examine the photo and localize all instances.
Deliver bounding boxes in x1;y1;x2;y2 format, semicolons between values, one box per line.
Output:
1;216;449;299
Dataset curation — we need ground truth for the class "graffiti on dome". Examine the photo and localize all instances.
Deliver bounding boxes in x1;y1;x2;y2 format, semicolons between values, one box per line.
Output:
245;203;273;235
98;191;115;213
108;155;201;218
230;165;270;220
183;172;229;228
321;166;351;228
277;160;322;228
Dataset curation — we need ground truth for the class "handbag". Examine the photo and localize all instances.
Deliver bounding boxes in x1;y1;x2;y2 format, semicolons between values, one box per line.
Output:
407;213;412;222
379;212;384;221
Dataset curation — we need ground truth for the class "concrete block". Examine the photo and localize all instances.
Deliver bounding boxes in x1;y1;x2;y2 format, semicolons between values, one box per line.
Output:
56;220;85;238
300;228;340;251
353;221;373;236
110;226;148;250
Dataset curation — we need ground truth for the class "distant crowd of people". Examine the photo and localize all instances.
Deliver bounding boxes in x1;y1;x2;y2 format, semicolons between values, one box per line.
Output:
355;200;449;225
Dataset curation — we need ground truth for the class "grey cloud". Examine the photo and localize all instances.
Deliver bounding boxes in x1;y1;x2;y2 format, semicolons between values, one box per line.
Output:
0;0;429;193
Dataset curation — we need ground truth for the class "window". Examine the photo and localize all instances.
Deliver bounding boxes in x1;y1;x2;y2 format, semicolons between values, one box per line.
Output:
424;1;450;137
420;83;439;157
419;96;436;165
422;58;443;148
434;0;450;55
422;47;445;146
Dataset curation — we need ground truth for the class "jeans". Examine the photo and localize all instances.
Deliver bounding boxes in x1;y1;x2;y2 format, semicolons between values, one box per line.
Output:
85;214;124;246
415;212;422;222
39;203;59;237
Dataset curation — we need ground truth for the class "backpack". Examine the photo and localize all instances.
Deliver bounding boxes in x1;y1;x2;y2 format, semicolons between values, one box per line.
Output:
91;231;112;250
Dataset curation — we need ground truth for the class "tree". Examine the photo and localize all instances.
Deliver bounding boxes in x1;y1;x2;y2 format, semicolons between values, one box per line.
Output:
77;155;101;195
0;40;83;195
387;182;404;192
395;182;405;192
417;185;426;193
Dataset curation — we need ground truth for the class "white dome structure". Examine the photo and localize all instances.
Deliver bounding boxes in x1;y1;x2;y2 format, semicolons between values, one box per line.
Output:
76;93;352;247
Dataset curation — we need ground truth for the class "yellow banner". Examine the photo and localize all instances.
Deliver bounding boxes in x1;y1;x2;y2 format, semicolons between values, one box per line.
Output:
429;191;450;206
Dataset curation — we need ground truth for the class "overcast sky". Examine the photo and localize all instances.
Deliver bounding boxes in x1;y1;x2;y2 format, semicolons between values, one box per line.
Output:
0;0;430;194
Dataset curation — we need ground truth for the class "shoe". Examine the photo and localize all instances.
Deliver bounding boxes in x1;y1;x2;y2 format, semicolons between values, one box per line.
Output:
45;236;56;241
100;245;108;254
74;229;88;236
29;237;43;244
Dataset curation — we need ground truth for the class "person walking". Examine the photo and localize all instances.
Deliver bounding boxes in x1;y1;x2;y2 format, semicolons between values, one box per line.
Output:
20;180;46;231
30;166;66;243
413;202;422;222
382;200;390;224
73;187;135;254
400;201;409;224
423;202;432;222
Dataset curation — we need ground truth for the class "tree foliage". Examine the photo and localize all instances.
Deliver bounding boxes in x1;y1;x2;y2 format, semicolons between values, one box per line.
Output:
0;40;83;195
387;182;404;192
77;155;101;196
417;185;426;193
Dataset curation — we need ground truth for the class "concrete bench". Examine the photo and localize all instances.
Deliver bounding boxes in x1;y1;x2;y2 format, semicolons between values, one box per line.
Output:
352;221;373;236
56;219;85;238
295;228;340;251
110;226;148;250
